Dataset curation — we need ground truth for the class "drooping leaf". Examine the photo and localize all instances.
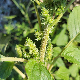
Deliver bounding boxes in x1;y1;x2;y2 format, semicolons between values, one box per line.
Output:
53;47;61;57
55;58;65;67
25;59;52;80
67;6;80;42
56;66;69;80
61;45;80;65
69;64;78;77
75;74;80;80
0;62;14;79
52;24;68;46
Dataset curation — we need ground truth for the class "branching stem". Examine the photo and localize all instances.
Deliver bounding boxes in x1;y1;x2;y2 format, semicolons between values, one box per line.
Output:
40;0;75;65
48;29;80;72
0;57;27;62
33;2;42;31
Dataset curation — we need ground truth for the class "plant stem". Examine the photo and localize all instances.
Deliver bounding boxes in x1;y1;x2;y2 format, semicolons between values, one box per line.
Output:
12;0;33;28
40;26;50;62
39;10;63;63
0;57;27;62
40;0;75;63
13;66;27;80
48;32;80;72
52;13;63;27
25;14;33;28
33;2;42;31
63;0;75;14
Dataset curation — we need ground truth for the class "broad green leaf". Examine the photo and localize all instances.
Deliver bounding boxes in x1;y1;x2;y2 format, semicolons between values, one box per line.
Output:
52;24;68;46
55;58;65;67
67;6;80;42
0;62;14;79
69;64;78;77
25;59;37;79
75;74;80;80
61;45;80;65
56;66;69;80
53;47;61;57
25;59;51;80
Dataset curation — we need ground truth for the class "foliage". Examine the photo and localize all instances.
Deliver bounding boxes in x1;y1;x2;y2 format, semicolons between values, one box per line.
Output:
25;59;52;80
1;0;80;80
0;61;14;79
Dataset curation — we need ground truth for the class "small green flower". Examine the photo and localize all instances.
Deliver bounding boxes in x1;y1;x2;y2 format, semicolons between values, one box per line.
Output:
25;38;39;59
46;40;53;61
34;30;43;41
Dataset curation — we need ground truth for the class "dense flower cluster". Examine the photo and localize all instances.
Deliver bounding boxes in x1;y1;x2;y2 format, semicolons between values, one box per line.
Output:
46;39;53;61
41;0;67;21
25;38;39;59
34;30;43;41
41;7;54;26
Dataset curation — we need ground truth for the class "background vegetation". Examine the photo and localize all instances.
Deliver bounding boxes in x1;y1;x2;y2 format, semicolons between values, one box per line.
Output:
0;0;80;80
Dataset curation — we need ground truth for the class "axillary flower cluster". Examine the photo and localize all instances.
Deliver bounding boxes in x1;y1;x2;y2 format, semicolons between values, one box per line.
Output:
24;0;67;62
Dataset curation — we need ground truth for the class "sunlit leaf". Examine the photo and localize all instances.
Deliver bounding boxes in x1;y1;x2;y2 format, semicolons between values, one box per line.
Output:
69;64;78;77
56;66;69;80
52;24;68;46
61;45;80;65
67;6;80;42
25;59;52;80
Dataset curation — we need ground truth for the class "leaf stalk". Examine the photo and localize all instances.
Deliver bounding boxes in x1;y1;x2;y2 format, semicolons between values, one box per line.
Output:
13;66;27;80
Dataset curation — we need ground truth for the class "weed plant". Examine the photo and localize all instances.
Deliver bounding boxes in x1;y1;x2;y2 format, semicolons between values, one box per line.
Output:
1;0;80;80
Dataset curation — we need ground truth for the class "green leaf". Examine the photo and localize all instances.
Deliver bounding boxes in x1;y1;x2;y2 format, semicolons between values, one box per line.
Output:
52;24;68;46
25;59;37;79
61;45;80;65
56;66;69;80
69;64;78;77
67;6;80;42
75;74;80;80
74;33;80;43
55;58;65;67
53;47;61;57
0;62;14;79
25;59;52;80
0;33;10;52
